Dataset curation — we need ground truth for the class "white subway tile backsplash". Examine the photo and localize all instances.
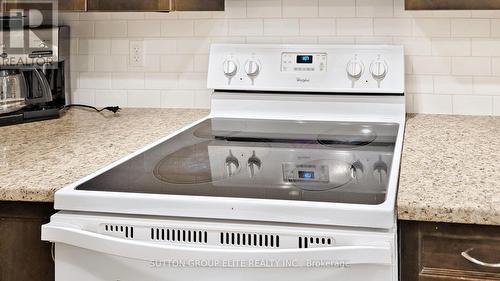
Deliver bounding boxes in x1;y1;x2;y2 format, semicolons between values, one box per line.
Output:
78;39;111;55
161;90;195;108
70;55;94;72
356;0;393;18
61;1;500;114
473;77;500;95
111;73;145;89
145;73;178;89
299;19;335;36
79;72;111;89
318;0;355;18
127;90;161;108
67;21;94;38
127;21;161;37
95;90;128;107
264;19;300;36
283;0;319;18
471;38;500;56
432;38;471;56
143;39;176;54
452;57;491;76
337;18;373;36
412;56;451;75
194;20;229;36
178;73;207;89
160;55;195;73
110;39;130;54
176;38;211;54
413;94;453;114
72;89;95;105
451;19;490;37
433;76;473;94
413;19;450;37
406;75;433;94
94;21;127;38
494;97;500;115
94;55;127;72
247;0;282;18
393;37;431;56
229;19;264;36
161;20;194;37
452;95;493;115
374;19;412;36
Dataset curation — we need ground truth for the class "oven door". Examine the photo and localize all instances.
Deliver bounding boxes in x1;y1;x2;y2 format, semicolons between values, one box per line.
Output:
43;222;396;281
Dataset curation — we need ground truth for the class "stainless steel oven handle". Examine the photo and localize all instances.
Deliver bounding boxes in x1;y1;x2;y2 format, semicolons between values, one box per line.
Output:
461;248;500;268
42;224;393;266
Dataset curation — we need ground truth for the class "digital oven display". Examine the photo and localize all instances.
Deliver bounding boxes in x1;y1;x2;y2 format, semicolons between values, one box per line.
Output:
296;55;313;64
298;171;315;179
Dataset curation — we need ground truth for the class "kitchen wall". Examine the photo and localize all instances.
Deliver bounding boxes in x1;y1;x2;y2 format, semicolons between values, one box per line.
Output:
62;0;500;115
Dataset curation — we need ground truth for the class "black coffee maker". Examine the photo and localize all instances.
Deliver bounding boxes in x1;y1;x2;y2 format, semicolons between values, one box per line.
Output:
0;25;70;126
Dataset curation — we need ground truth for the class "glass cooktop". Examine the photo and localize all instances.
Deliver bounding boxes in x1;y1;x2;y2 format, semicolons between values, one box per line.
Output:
76;118;399;205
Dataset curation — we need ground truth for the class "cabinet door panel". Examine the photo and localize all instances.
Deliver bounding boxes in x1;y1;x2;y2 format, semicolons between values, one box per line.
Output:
87;0;171;11
406;0;500;10
59;0;86;11
399;221;500;281
174;0;224;11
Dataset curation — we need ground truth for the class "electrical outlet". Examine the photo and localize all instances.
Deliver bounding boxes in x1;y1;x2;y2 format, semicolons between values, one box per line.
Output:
129;40;144;67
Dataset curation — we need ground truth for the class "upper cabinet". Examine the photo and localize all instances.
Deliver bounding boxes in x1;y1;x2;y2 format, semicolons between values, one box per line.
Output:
406;0;500;10
87;0;171;11
4;0;224;12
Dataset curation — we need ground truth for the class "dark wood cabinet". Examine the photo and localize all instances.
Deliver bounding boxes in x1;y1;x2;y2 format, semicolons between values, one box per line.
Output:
174;0;224;11
406;0;500;10
87;0;171;11
399;220;500;281
59;0;86;11
1;0;224;12
0;201;56;281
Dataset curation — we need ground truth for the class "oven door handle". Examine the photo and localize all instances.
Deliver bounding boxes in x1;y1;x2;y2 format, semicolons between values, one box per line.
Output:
42;224;393;266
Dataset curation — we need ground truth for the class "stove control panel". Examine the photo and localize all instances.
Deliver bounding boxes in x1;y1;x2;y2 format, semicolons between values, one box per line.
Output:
207;44;404;94
281;52;327;73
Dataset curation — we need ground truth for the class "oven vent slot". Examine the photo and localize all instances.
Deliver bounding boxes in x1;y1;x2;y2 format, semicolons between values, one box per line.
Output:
298;236;333;249
220;232;280;248
103;224;134;239
150;228;208;244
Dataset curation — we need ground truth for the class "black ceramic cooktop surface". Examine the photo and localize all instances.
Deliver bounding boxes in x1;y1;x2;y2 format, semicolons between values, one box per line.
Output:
76;118;399;205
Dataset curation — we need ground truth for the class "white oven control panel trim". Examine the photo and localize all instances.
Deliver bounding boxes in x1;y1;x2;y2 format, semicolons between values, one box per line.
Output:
207;44;405;94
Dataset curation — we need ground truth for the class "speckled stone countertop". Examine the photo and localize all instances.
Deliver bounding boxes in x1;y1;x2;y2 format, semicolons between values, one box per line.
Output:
398;114;500;226
0;108;209;202
1;110;499;225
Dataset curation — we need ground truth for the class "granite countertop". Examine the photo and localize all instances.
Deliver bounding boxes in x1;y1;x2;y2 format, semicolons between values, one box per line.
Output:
1;109;498;226
398;114;500;226
0;108;209;202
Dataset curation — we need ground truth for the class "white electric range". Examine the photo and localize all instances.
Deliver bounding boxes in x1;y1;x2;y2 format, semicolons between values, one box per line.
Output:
42;44;405;281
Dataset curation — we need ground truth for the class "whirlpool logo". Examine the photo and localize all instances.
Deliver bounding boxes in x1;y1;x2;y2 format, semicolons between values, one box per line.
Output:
296;77;310;83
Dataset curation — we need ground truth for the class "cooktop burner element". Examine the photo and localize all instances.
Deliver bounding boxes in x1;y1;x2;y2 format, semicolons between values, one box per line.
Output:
76;118;398;205
153;141;229;184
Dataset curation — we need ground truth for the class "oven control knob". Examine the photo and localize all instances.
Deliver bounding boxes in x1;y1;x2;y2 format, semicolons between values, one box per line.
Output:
370;58;388;80
225;151;240;176
245;60;260;77
247;151;262;177
346;59;364;80
223;60;238;77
